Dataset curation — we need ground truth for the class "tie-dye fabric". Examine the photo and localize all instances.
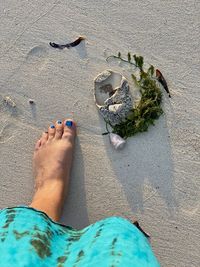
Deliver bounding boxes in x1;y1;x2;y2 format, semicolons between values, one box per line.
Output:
0;206;160;267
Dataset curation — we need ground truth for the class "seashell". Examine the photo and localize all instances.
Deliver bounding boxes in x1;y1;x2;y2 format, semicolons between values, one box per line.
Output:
109;133;126;150
94;70;133;126
108;103;123;113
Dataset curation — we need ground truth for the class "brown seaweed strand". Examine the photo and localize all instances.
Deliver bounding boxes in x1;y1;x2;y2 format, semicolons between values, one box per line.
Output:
49;36;85;49
156;69;171;98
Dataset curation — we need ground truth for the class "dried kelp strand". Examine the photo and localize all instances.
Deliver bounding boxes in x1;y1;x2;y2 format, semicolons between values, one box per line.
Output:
49;36;85;49
156;69;171;98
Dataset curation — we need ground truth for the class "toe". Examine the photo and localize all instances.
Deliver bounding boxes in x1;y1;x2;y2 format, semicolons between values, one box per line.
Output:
35;139;41;150
40;132;48;145
48;124;56;140
63;119;76;141
55;120;63;139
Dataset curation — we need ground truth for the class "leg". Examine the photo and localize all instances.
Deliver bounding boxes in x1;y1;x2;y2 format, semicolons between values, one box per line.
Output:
29;119;76;222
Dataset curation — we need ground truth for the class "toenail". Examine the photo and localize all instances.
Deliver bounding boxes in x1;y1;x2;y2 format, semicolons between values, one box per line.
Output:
50;124;55;129
57;120;62;124
65;120;73;127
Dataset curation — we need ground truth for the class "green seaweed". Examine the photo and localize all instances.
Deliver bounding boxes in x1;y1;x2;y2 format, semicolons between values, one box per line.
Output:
106;53;164;138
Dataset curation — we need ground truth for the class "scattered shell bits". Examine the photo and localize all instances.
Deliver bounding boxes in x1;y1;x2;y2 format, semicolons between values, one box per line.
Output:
3;96;16;108
94;70;133;126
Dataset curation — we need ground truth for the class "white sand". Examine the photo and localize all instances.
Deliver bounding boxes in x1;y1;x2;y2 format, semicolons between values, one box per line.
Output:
0;0;200;266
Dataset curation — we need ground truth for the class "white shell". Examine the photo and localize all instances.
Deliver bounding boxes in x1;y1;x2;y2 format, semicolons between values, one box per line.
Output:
94;70;132;126
109;133;126;150
3;96;16;108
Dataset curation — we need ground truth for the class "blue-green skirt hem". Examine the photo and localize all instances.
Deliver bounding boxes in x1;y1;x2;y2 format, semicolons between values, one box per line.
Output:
0;206;160;267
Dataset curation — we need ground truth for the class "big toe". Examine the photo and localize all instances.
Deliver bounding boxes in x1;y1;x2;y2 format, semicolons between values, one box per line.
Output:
63;119;76;142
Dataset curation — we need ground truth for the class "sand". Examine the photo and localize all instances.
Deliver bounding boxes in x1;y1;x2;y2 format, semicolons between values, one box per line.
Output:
0;0;200;266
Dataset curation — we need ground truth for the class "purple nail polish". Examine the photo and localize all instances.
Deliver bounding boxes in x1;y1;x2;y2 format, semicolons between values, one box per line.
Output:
65;120;73;127
50;125;55;129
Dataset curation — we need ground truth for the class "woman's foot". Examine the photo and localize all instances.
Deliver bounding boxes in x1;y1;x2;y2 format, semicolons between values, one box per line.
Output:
29;119;76;222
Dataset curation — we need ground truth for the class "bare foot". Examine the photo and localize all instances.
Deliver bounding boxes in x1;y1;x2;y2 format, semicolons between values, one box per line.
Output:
29;119;76;221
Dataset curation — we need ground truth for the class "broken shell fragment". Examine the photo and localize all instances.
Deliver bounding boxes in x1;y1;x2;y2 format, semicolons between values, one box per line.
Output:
3;96;16;108
109;133;126;150
94;70;132;126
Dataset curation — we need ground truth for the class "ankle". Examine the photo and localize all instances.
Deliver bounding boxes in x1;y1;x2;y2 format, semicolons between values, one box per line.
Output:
30;180;67;221
34;174;68;190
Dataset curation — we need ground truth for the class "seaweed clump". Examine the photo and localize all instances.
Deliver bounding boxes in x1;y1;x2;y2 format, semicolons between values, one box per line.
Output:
106;53;163;139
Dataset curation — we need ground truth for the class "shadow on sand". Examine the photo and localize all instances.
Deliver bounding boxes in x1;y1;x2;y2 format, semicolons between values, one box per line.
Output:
61;137;90;229
102;113;177;216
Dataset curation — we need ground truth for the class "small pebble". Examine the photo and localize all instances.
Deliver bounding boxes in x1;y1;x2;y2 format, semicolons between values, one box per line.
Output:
29;99;35;104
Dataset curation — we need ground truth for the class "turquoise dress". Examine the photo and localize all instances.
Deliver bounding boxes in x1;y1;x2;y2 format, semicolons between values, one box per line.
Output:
0;206;160;266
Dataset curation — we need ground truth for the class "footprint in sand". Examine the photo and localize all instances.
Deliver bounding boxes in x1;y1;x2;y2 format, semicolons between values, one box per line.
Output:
0;46;48;134
26;45;48;59
0;122;16;144
26;45;49;70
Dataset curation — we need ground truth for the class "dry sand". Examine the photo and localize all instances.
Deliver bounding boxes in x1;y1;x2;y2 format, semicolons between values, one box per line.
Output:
0;0;200;266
